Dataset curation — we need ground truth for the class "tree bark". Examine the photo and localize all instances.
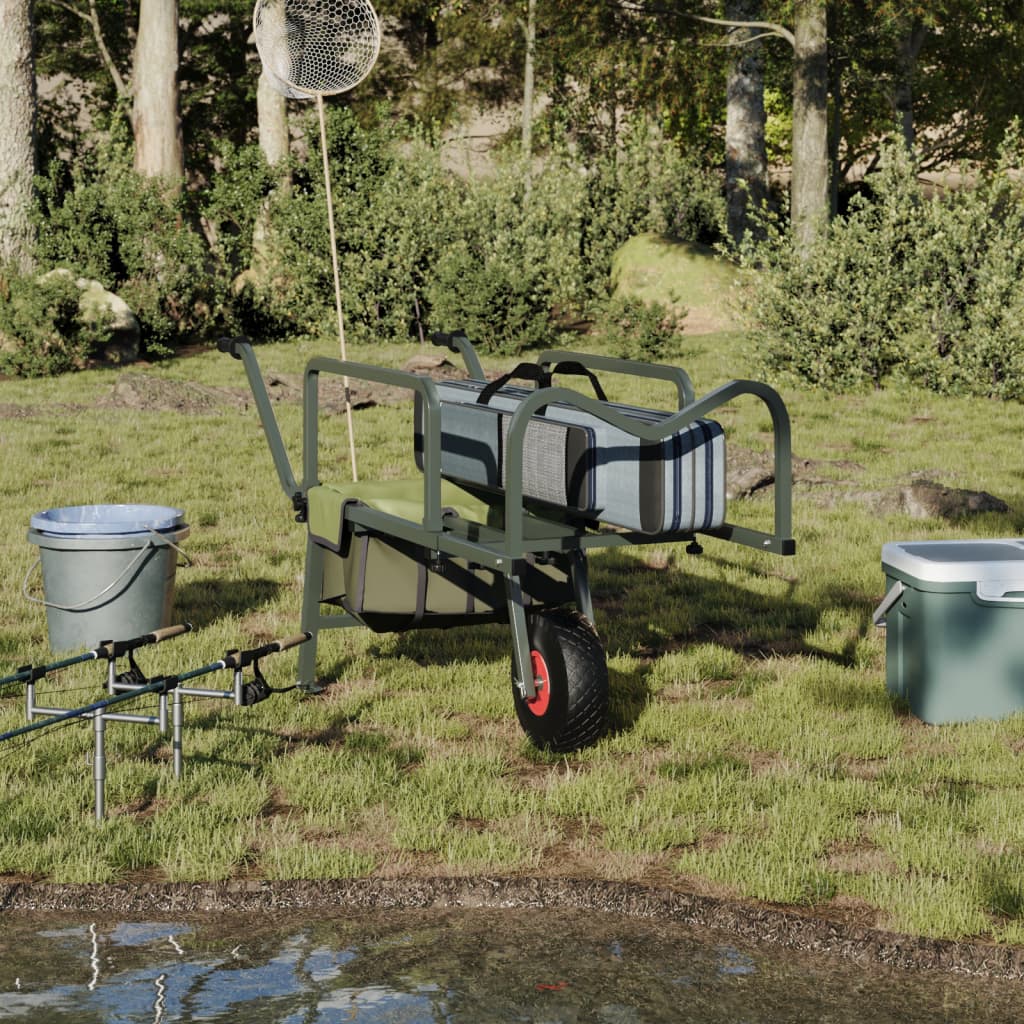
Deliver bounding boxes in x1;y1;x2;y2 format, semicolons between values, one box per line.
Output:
0;0;37;271
724;0;768;245
894;18;927;154
521;0;536;198
257;67;291;182
791;0;829;253
132;0;183;186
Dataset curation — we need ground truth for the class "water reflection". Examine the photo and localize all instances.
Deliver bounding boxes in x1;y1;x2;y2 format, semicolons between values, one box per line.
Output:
0;907;1019;1023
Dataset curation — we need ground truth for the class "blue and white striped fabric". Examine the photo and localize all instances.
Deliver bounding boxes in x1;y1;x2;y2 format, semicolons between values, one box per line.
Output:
416;380;726;535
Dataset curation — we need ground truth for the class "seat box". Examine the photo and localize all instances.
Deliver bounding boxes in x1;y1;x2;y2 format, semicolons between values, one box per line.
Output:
880;539;1024;724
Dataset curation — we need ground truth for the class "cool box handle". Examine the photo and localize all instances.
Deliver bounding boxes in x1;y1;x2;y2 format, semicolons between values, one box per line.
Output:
975;580;1024;605
872;581;905;626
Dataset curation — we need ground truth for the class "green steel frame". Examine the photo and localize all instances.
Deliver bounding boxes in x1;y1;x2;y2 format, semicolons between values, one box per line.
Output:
221;337;795;698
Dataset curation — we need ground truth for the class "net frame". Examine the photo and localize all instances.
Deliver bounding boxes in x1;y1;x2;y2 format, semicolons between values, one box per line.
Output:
253;0;381;97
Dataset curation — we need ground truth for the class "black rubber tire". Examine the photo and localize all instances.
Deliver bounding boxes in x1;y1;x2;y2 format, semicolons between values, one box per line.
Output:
512;608;609;753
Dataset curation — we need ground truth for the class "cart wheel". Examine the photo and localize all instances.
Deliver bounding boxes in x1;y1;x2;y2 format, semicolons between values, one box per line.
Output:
512;609;609;753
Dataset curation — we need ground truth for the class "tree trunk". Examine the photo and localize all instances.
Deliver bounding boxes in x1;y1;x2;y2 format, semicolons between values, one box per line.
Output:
790;0;829;253
0;0;37;271
521;0;536;197
257;67;291;186
724;0;768;245
132;0;183;186
894;18;927;154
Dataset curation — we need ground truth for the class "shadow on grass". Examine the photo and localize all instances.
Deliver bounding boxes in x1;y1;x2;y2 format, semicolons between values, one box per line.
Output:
175;576;282;626
589;551;877;668
305;552;890;742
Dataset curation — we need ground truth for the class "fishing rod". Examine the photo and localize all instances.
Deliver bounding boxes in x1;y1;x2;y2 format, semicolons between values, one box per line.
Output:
0;623;193;693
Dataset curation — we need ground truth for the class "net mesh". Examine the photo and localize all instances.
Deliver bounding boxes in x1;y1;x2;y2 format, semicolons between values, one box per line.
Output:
253;0;380;96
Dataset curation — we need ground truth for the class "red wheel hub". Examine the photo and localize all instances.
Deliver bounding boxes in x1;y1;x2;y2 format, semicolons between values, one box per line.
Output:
525;650;551;716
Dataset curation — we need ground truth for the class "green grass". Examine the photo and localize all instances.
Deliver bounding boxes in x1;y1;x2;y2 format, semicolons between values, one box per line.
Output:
1;326;1024;945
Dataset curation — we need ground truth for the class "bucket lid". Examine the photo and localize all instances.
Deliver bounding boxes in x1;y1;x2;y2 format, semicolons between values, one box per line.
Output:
882;539;1024;584
30;504;186;536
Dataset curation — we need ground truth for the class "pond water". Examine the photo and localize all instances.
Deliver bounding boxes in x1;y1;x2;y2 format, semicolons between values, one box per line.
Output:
0;907;1020;1023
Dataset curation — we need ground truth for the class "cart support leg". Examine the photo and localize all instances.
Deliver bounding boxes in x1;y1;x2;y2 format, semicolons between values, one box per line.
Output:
172;689;183;780
506;573;536;700
569;550;594;624
298;535;324;693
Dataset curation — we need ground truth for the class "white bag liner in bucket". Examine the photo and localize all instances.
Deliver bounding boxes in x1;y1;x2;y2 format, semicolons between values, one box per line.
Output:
26;504;190;652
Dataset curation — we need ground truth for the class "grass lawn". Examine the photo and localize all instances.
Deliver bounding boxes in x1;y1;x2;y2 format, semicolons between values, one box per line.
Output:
1;323;1023;945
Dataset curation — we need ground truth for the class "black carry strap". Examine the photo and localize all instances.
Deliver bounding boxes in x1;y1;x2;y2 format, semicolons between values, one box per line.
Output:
476;360;608;406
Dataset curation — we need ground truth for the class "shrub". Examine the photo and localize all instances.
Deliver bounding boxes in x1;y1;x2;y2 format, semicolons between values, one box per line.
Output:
34;123;220;357
0;270;104;376
245;109;725;355
738;131;1024;399
593;294;686;363
239;109;461;345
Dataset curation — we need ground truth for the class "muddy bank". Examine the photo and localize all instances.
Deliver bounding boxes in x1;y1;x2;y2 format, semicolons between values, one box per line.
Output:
2;876;1022;981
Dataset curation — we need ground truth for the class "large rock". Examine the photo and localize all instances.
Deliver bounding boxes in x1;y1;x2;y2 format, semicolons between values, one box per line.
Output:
726;447;1009;522
610;234;740;334
40;268;141;365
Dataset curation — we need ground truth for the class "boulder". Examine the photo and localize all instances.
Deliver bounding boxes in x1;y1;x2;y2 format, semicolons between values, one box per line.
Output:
610;234;740;334
40;268;141;365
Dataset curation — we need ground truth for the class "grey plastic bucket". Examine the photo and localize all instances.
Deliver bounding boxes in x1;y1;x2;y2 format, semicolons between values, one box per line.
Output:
26;505;189;652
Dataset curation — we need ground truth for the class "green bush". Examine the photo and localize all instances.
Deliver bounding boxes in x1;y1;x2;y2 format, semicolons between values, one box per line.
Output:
34;125;220;357
738;132;1024;399
593;294;686;363
238;110;461;345
0;270;103;376
245;109;725;355
20;107;725;372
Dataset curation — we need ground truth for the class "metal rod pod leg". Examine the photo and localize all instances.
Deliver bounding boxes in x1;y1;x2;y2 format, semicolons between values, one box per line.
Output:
172;689;183;779
93;712;106;822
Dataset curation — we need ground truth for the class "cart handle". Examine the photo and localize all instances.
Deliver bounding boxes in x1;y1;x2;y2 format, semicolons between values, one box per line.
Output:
219;337;302;510
429;330;486;380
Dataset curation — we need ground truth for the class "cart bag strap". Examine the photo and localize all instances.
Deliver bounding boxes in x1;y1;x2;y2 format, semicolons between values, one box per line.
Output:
477;361;608;407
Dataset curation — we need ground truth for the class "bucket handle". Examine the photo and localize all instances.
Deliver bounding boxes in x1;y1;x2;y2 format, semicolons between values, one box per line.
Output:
23;527;191;613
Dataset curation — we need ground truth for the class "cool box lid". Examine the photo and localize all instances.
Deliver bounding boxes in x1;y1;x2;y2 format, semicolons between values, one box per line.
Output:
882;539;1024;585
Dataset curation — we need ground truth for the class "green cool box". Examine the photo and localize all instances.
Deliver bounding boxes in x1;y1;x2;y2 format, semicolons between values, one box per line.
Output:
878;540;1024;724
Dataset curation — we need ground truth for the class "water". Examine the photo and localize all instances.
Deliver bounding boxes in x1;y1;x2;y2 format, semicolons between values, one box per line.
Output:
0;907;1020;1023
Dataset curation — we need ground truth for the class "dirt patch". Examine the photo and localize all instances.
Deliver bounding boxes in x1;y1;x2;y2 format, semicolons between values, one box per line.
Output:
728;446;1009;521
96;354;473;417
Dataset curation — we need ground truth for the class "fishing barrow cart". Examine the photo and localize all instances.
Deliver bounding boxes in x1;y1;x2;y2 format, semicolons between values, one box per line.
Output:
221;334;795;751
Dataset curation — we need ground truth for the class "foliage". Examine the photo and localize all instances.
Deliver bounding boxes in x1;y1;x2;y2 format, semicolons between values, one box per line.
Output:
242;109;724;355
592;294;685;363
235;109;461;344
33;127;220;356
737;134;1024;400
832;1;1024;176
0;269;102;376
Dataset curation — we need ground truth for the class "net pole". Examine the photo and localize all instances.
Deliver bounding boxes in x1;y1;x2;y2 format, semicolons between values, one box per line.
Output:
317;92;359;482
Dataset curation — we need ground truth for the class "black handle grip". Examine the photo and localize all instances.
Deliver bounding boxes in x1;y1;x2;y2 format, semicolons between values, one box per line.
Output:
550;361;608;403
217;336;250;359
477;362;551;404
429;331;461;352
